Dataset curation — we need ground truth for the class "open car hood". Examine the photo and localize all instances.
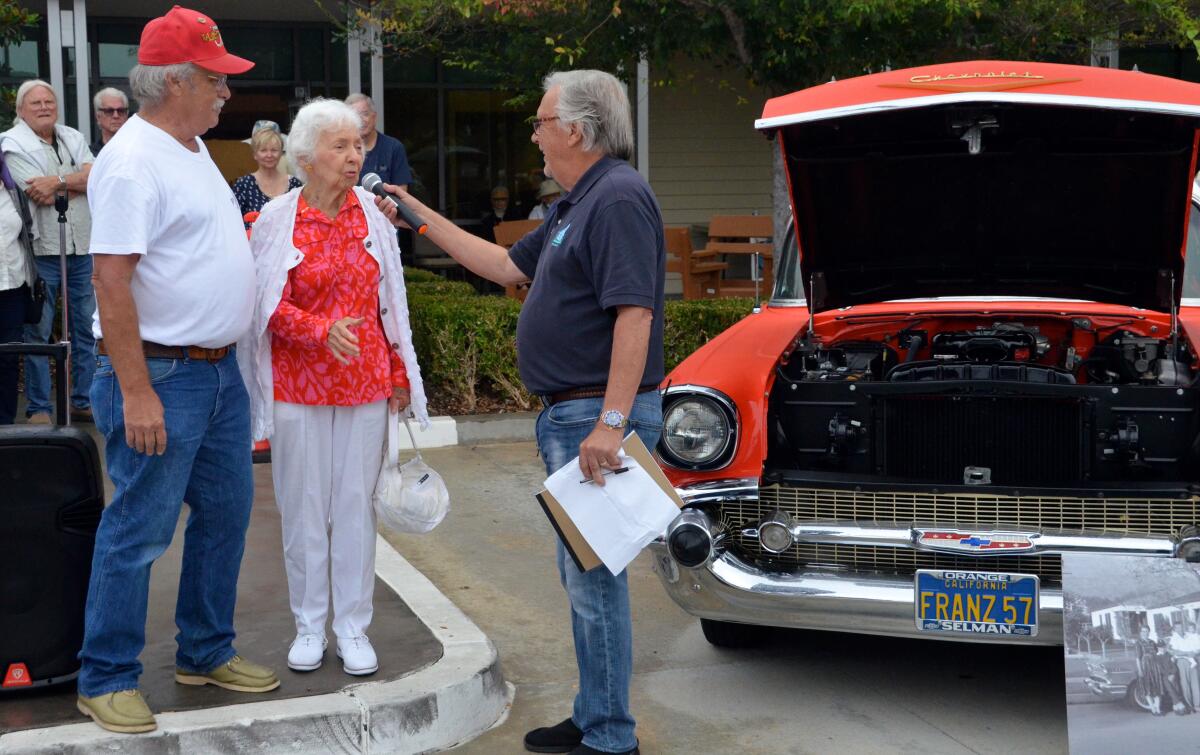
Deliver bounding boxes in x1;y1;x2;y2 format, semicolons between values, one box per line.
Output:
758;61;1200;313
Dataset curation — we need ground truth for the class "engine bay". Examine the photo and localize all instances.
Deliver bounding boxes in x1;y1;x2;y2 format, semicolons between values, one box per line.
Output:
782;315;1194;387
767;311;1200;486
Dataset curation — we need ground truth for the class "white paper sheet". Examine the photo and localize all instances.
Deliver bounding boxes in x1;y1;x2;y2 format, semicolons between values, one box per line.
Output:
544;439;681;576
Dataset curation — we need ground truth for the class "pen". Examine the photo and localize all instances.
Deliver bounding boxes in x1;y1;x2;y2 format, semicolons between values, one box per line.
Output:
580;466;630;484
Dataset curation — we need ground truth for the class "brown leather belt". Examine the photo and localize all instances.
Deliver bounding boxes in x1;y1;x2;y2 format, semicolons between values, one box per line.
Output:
97;339;233;362
546;384;658;406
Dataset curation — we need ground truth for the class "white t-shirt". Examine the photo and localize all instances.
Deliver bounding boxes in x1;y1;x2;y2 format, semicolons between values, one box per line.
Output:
88;115;254;348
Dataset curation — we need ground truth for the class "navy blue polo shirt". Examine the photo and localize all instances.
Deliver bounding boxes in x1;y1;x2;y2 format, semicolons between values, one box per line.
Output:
361;131;413;187
509;156;665;395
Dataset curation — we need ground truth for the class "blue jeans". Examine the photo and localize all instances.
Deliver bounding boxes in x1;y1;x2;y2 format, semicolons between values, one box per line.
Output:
78;352;253;697
535;391;663;753
0;284;25;424
25;254;96;415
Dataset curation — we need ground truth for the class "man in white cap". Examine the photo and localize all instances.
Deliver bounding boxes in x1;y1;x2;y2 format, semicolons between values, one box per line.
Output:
76;5;278;734
529;177;563;220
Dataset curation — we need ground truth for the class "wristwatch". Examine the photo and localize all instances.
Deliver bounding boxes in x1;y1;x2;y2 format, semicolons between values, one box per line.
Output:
599;409;628;431
57;175;66;188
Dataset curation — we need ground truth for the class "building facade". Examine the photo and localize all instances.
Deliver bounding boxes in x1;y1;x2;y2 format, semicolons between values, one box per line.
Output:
8;0;774;241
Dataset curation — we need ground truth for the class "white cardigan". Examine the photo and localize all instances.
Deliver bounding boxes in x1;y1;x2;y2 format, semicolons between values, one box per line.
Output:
236;186;430;441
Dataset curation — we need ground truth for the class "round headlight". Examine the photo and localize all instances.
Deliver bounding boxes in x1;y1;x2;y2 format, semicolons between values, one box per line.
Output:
660;396;733;468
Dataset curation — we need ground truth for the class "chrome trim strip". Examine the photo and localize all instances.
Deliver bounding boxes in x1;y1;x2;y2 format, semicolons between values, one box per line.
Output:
675;478;759;506
754;521;1177;557
648;544;1065;646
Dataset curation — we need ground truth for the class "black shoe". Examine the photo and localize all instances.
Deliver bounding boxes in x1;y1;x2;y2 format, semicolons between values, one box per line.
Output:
568;744;640;755
524;718;583;753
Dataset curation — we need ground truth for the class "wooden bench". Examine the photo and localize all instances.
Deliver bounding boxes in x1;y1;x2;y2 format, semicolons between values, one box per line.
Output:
665;226;727;299
698;215;774;298
494;219;542;301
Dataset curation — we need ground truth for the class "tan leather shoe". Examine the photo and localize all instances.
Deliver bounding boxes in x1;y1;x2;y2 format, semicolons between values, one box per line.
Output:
175;655;280;692
26;412;51;425
76;689;157;733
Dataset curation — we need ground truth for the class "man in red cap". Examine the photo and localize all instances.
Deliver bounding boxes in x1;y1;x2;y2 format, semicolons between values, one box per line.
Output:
76;6;278;734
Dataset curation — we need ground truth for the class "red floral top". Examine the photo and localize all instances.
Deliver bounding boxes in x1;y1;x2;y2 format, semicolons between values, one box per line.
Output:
268;190;408;405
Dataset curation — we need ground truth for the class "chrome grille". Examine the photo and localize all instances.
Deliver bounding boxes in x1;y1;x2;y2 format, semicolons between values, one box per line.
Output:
753;485;1200;535
714;485;1200;586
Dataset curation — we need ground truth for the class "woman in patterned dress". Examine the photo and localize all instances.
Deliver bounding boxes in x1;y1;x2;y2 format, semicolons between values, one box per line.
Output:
1135;624;1170;715
232;126;301;218
238;99;429;677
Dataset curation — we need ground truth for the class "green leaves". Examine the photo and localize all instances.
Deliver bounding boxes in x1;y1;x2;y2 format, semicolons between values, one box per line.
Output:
360;0;1200;100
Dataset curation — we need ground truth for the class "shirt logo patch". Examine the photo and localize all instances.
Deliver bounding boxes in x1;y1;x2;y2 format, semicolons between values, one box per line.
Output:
551;223;571;247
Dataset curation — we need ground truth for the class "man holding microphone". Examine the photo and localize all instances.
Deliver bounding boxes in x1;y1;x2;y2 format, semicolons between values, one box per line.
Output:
372;69;662;755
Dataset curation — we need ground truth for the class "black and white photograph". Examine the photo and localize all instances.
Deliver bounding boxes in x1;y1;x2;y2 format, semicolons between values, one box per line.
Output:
1065;554;1200;755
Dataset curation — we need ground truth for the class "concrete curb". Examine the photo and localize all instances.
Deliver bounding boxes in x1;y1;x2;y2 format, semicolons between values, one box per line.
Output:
0;536;513;755
403;412;537;450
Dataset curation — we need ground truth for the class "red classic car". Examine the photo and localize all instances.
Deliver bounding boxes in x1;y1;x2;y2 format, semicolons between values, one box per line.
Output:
650;60;1200;647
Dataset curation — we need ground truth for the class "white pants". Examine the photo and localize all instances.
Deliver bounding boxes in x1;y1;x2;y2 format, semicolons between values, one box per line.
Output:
271;400;387;639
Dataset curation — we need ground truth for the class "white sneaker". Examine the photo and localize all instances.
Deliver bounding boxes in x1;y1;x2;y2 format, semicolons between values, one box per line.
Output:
287;633;326;672
336;635;378;676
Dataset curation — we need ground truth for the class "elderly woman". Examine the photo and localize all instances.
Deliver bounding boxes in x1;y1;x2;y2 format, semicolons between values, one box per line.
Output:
232;125;301;218
238;98;429;676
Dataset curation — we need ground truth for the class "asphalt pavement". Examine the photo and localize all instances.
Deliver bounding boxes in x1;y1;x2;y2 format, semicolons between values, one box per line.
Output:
383;441;1071;755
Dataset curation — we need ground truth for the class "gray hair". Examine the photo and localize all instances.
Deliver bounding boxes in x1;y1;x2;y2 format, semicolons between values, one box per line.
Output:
288;98;363;182
92;86;129;112
543;70;633;161
128;63;196;109
344;92;375;113
15;79;55;111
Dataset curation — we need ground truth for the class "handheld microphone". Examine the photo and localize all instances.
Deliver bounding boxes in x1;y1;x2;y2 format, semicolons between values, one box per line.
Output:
362;173;428;235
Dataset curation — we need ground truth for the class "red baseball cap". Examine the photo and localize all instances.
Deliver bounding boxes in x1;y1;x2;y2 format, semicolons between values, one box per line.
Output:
137;6;254;75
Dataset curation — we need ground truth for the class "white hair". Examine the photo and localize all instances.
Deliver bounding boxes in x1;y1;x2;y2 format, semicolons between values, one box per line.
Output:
15;79;55;111
543;70;633;161
128;63;196;110
288;98;363;182
344;92;375;113
92;86;129;112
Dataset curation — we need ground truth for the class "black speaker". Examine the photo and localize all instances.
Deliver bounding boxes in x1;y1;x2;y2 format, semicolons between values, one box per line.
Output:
0;343;104;690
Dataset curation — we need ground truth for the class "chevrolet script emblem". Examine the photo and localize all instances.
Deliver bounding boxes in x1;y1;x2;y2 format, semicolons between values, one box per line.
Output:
915;529;1035;554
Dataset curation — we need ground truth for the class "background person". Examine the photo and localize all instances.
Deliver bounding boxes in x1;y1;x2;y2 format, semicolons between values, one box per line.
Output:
232;126;301;217
0;79;95;424
238;98;430;678
345;93;414;261
76;7;278;735
479;184;519;242
0;149;34;424
91;87;129;155
528;178;562;220
375;69;662;755
1169;621;1200;712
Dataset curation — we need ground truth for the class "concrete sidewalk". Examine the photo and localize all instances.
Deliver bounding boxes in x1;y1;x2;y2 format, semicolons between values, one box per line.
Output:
0;462;511;754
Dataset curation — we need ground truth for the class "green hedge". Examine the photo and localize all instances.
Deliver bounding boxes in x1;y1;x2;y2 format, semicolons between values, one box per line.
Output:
406;290;755;413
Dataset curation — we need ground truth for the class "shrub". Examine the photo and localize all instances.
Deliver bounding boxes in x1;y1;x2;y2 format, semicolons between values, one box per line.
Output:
403;268;443;284
405;279;477;299
407;292;755;414
663;298;754;371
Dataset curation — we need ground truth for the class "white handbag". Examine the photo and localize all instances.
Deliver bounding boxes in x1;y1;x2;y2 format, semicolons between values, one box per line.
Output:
373;414;450;535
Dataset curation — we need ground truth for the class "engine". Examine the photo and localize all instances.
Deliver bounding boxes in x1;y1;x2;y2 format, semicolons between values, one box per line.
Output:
785;320;1192;388
767;315;1200;486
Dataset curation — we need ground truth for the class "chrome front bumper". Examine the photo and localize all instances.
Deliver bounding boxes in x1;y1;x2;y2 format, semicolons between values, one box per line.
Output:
649;542;1064;644
652;478;1189;646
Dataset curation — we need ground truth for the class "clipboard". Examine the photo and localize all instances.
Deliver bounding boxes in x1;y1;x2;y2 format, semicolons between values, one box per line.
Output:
535;433;685;572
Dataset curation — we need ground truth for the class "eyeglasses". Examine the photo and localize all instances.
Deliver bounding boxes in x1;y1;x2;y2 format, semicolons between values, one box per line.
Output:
97;107;128;117
205;74;229;90
528;115;560;134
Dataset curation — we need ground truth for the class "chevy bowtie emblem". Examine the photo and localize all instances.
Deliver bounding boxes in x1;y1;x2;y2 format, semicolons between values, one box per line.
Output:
915;529;1035;553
